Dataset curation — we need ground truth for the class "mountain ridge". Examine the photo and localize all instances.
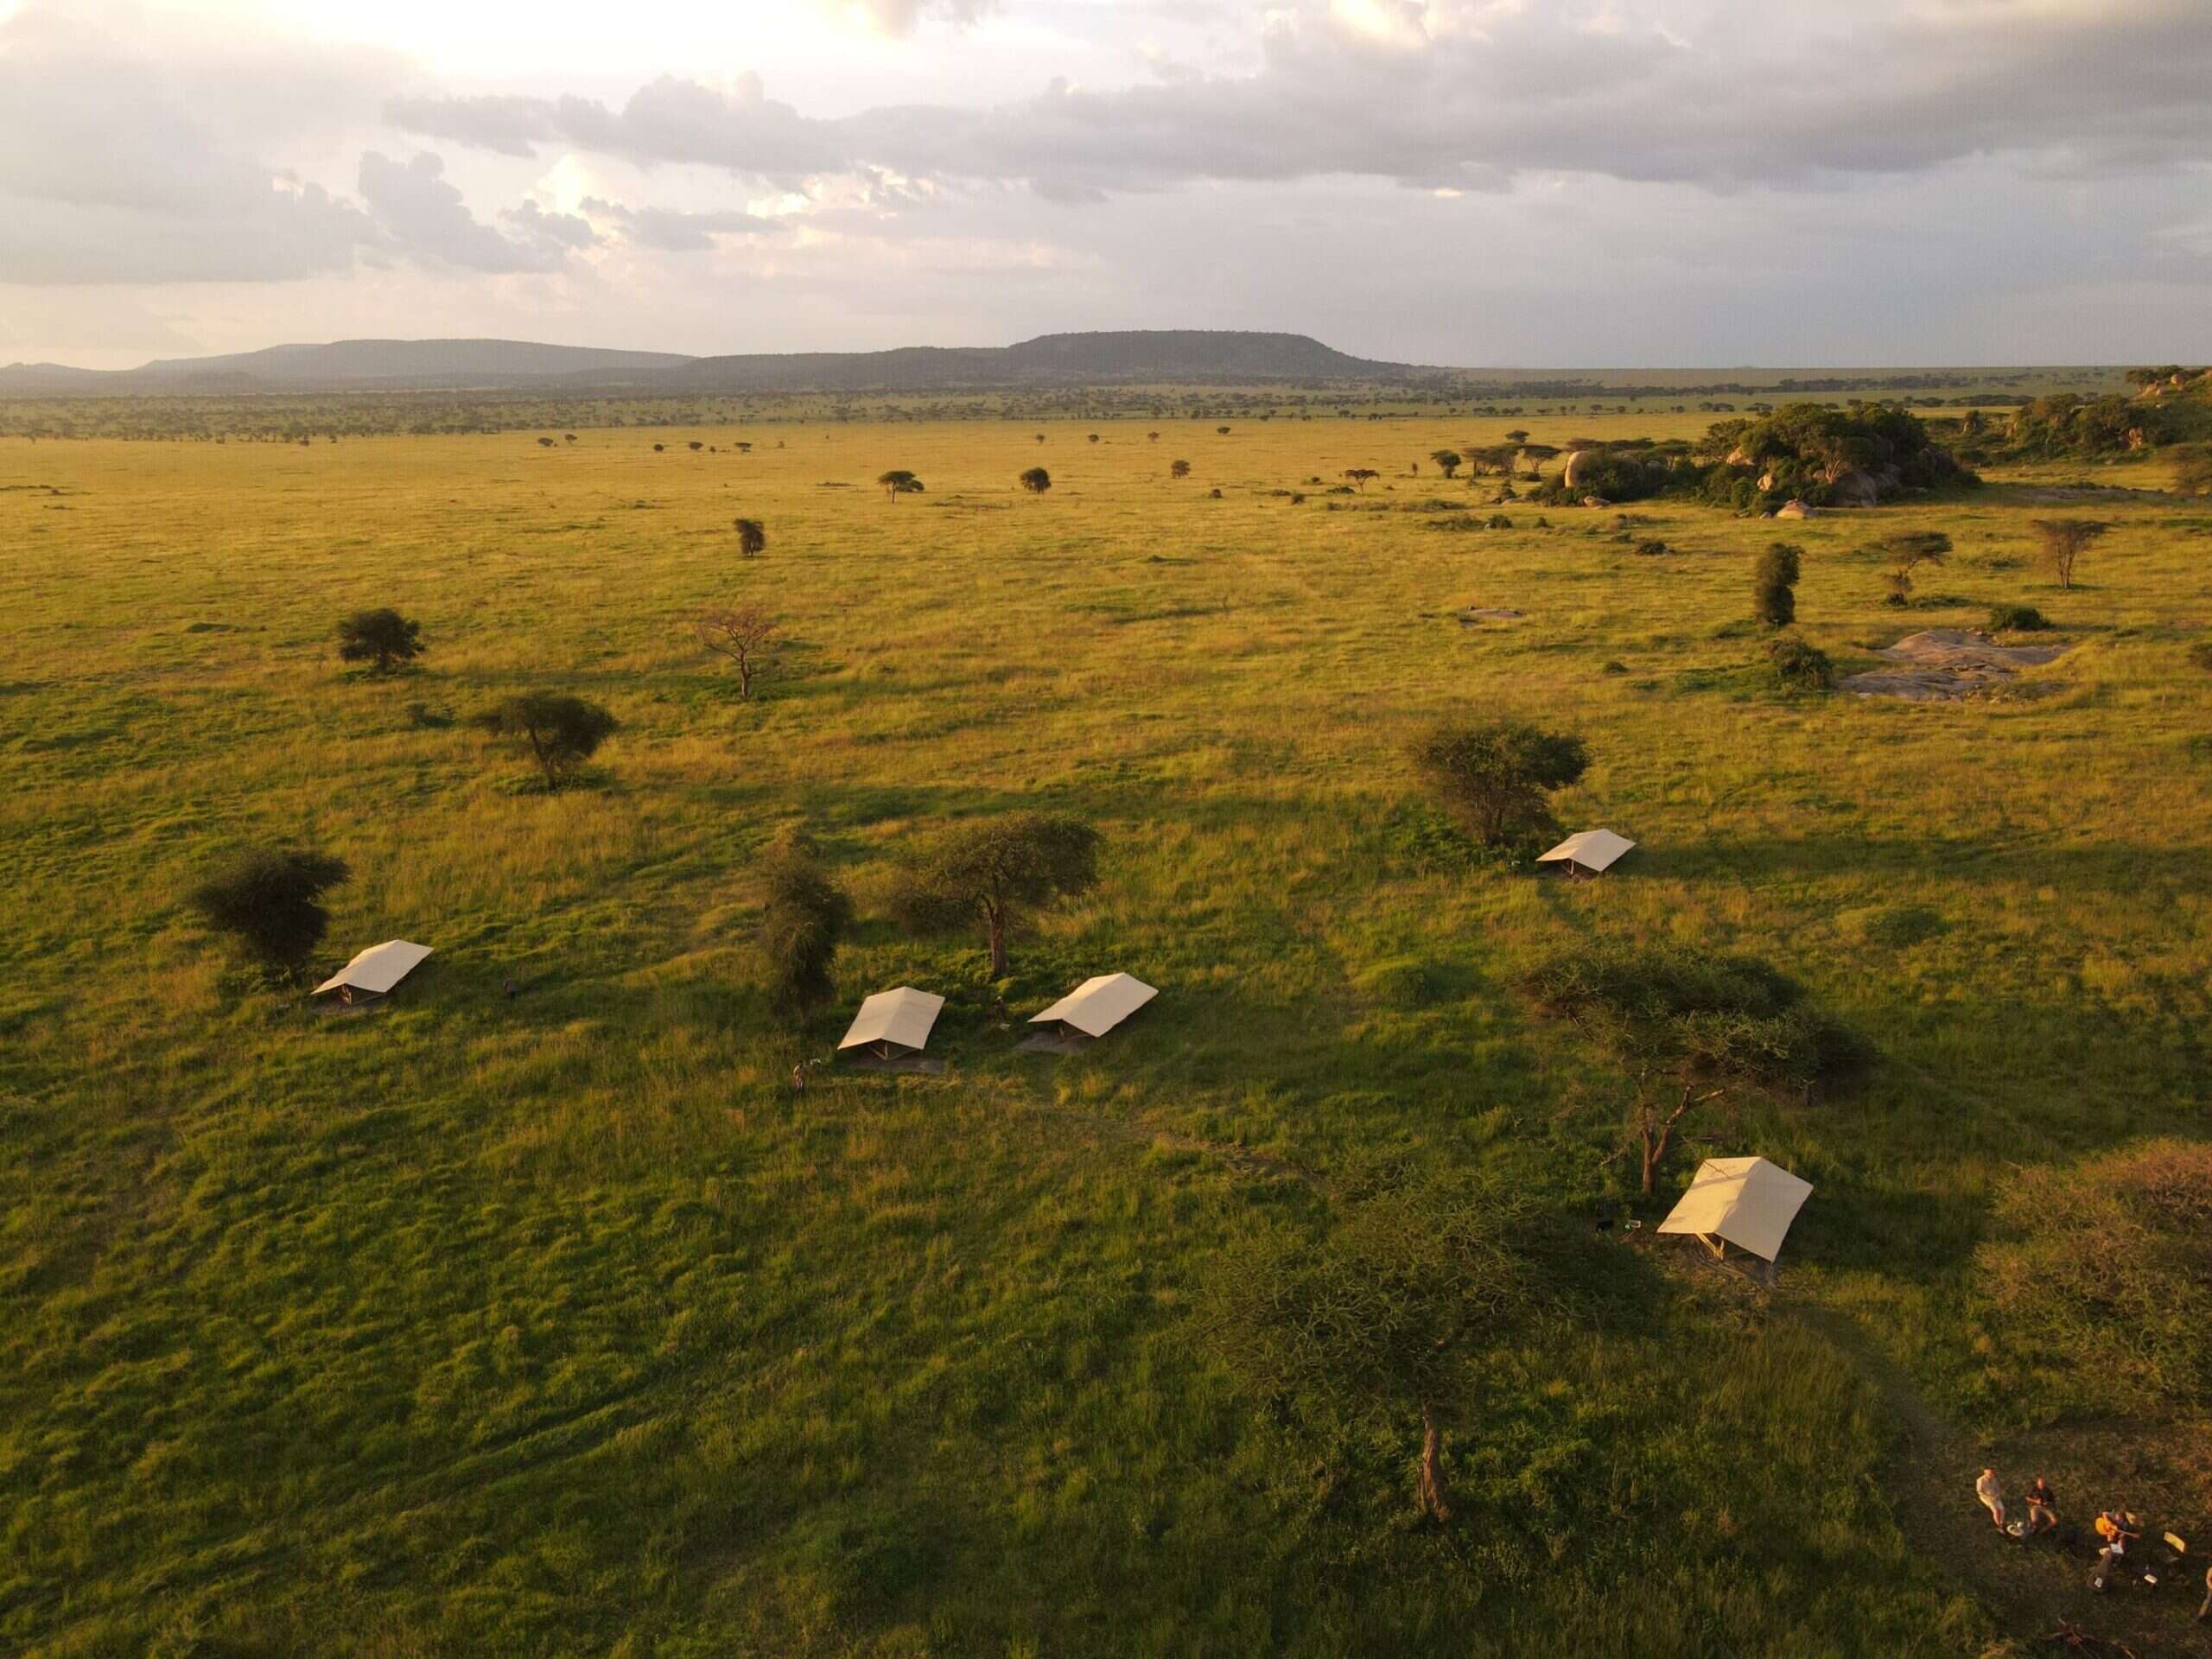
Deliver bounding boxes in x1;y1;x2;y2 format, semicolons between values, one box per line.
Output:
0;331;1418;397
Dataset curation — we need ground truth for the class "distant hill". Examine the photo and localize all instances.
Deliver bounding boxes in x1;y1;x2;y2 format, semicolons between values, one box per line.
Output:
663;331;1410;392
0;339;696;396
0;331;1413;397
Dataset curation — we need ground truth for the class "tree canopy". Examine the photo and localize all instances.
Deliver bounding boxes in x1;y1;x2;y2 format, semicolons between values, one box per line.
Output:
188;846;351;982
887;811;1101;977
1409;720;1588;849
477;693;620;788
336;608;425;676
877;469;925;501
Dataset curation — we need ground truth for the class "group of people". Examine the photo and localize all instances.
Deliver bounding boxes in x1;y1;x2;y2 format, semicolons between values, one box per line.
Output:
1976;1467;2212;1619
1975;1468;2061;1537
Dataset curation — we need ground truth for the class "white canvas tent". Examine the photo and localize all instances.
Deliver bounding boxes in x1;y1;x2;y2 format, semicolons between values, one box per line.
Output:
1536;829;1637;878
839;987;944;1059
1656;1156;1813;1266
313;939;433;1001
1031;973;1157;1042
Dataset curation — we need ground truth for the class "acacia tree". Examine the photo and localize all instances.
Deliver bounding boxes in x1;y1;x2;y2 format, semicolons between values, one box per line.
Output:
1020;467;1052;495
477;693;619;788
734;517;766;559
1504;429;1529;445
1170;459;1192;480
2031;518;2107;591
696;605;779;699
887;811;1100;977
877;469;925;501
1752;541;1802;628
756;830;852;1020
1429;449;1464;480
1343;468;1380;492
1410;720;1589;849
1198;1166;1535;1522
336;608;425;676
1878;531;1949;607
188;846;351;983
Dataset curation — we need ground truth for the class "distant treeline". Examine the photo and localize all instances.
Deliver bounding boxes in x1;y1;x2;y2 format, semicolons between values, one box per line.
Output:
0;372;2120;443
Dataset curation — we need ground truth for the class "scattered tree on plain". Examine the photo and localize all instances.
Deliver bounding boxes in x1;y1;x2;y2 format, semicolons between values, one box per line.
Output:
1343;468;1380;492
1198;1164;1537;1522
1170;459;1192;480
1429;449;1463;480
1752;542;1802;628
336;608;426;677
2031;518;2107;591
477;693;620;788
887;811;1101;977
696;605;780;699
756;830;852;1020
734;517;766;559
1878;531;1949;607
1410;719;1589;849
877;469;925;501
188;846;351;983
1020;467;1052;495
537;436;555;448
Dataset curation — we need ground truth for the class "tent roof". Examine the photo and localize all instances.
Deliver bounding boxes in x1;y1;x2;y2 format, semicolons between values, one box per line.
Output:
839;986;944;1052
314;939;433;996
1656;1156;1813;1262
1031;973;1158;1039
1536;828;1637;873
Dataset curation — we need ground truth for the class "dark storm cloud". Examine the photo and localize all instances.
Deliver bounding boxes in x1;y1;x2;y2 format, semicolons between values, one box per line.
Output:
383;2;2212;198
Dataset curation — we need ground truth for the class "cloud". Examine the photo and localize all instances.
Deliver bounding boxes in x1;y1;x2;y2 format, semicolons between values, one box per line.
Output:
578;198;784;252
815;0;1001;38
0;1;388;283
384;1;2212;200
357;150;579;273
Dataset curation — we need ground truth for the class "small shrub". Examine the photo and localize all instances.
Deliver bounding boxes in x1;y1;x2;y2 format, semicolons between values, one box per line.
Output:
1985;603;2049;632
1634;538;1669;556
2189;638;2212;672
1766;635;1833;690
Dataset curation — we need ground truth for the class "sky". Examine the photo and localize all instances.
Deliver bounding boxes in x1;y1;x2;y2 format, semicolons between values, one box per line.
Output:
3;0;2209;369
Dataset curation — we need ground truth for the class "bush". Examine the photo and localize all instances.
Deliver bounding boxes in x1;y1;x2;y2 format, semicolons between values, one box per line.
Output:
1975;1140;2212;1414
1766;635;1833;690
2189;638;2212;672
1752;542;1802;628
756;833;852;1020
1985;603;2049;632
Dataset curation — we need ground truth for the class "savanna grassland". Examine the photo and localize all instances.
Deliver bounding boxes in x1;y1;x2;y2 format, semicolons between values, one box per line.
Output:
3;409;2209;1657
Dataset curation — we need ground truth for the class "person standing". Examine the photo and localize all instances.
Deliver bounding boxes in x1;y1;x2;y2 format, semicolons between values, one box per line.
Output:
2024;1475;2056;1535
1975;1469;2006;1531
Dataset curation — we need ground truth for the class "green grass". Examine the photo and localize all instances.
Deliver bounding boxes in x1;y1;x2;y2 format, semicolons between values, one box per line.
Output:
2;416;2208;1656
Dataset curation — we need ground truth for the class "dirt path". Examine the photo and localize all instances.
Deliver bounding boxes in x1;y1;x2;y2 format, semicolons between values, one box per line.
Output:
1797;1304;2212;1657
